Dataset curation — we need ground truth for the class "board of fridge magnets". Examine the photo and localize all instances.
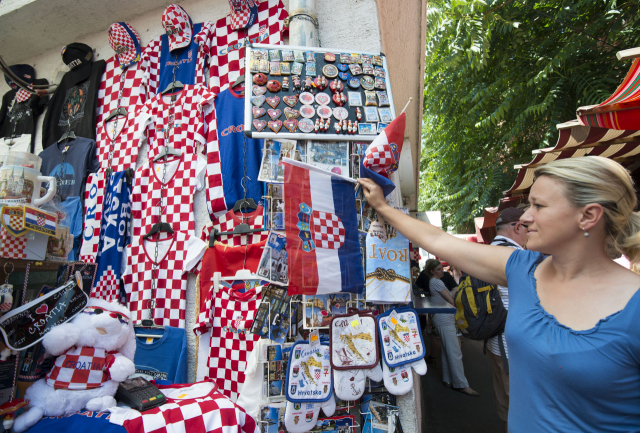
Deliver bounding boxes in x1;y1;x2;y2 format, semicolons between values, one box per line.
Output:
243;43;397;141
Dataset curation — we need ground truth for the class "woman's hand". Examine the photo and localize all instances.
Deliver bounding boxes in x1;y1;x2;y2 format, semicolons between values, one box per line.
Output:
358;178;387;210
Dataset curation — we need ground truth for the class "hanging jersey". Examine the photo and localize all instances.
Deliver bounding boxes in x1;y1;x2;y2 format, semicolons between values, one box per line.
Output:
194;285;262;402
136;84;215;161
122;232;206;328
80;171;107;263
91;171;131;303
130;152;206;238
200;206;267;246
206;87;264;215
45;346;119;390
108;379;259;433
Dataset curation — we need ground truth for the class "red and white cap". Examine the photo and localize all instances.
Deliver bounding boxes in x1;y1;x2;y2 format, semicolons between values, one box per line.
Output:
229;0;257;30
108;22;142;69
162;4;193;52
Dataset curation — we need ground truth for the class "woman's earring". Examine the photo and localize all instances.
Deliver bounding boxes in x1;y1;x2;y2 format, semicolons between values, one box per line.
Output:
583;227;590;238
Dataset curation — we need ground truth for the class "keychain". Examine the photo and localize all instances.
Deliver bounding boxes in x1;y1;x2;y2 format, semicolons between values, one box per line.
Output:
0;263;14;314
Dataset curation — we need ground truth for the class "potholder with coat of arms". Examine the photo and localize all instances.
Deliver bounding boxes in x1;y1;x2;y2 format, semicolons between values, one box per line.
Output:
285;340;333;403
377;307;425;367
330;311;378;370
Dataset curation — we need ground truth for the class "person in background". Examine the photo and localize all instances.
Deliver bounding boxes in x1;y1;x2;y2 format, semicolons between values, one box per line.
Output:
440;262;459;291
358;156;640;432
425;259;479;396
488;207;527;433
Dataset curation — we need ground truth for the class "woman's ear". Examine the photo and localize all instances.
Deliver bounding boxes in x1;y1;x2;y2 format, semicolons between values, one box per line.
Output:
579;203;605;232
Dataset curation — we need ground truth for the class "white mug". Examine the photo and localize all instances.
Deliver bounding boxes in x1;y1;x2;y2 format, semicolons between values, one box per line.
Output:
0;165;57;207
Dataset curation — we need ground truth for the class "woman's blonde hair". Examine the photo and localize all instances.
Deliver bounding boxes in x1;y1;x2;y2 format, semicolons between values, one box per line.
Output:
533;156;640;263
424;259;441;279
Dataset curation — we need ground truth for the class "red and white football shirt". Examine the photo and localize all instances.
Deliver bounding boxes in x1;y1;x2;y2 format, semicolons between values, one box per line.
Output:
108;379;260;433
45;346;119;390
200;206;268;246
194;285;262;402
136;84;215;161
80;171;107;263
131;152;206;238
122;232;206;328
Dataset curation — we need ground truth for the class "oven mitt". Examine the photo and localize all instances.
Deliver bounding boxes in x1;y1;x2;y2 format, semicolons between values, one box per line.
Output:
378;308;425;367
331;312;379;369
286;340;332;403
381;358;427;396
284;397;336;433
333;362;383;401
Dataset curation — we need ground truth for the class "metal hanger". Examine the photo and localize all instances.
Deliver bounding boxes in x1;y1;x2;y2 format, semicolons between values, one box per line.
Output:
152;145;182;162
58;118;76;143
161;80;184;95
104;106;127;123
231;74;245;88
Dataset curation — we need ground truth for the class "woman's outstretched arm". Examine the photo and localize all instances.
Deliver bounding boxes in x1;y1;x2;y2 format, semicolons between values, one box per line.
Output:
358;178;514;286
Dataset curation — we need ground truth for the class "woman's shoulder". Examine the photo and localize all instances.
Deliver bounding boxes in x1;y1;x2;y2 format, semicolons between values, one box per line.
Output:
505;249;545;284
429;278;446;292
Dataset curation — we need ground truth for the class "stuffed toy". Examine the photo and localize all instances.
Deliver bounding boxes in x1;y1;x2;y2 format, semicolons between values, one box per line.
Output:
13;299;136;433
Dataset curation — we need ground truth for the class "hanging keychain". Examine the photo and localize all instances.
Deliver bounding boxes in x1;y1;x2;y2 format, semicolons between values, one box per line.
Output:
0;263;14;314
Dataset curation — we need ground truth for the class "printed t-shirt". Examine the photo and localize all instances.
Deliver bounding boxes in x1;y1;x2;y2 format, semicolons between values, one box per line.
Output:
39;137;100;201
133;326;188;384
130;152;206;238
45;346;119;390
24;411;125;433
41;61;106;149
0;79;49;154
200;206;268;245
122;231;206;328
136;84;215;161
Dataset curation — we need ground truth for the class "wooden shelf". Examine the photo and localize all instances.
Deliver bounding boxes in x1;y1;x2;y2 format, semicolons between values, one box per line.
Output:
0;258;64;273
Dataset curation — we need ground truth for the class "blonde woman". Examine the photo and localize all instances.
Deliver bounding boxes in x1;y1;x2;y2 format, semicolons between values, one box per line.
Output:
358;156;640;432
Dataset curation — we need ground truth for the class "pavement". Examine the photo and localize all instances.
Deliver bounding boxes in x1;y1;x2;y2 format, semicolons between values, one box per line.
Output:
420;337;505;433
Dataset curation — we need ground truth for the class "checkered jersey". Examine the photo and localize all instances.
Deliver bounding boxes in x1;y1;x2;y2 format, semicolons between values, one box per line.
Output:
80;171;106;263
131;153;206;238
0;228;27;259
122;232;206;328
206;0;288;95
195;286;262;402
91;266;120;302
136;84;215;161
199;206;267;246
45;346;119;390
111;380;259;433
312;211;345;250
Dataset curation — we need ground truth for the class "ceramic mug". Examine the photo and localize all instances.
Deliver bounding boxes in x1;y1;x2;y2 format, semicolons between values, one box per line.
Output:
0;165;56;206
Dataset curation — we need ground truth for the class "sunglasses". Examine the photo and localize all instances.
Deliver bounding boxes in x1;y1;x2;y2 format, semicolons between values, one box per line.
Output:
83;306;129;325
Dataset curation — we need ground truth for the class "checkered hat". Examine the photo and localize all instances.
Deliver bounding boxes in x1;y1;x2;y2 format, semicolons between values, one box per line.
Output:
162;4;193;52
108;22;142;69
228;0;258;30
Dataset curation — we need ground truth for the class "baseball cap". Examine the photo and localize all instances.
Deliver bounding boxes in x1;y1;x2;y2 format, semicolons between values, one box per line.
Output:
228;0;258;30
61;42;94;84
108;22;142;69
162;4;193;52
495;207;524;226
4;64;35;90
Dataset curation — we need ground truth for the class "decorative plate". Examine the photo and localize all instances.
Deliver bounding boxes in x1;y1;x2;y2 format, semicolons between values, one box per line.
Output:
316;106;332;119
333;107;349;121
299;92;315;105
347;77;361;89
315;92;331;106
300;105;316;118
322;64;339;78
298;118;315;133
361;75;374;90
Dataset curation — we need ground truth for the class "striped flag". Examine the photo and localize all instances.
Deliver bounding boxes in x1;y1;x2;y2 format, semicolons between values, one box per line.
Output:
23;205;56;236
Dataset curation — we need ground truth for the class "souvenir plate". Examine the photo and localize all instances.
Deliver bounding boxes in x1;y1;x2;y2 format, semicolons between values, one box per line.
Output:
300;105;315;118
298;118;315;133
361;75;374;90
299;92;314;105
317;106;332;119
315;92;331;106
323;64;339;78
333;107;349;121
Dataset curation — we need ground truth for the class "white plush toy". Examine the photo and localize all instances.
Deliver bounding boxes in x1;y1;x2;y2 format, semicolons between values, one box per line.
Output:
13;299;136;433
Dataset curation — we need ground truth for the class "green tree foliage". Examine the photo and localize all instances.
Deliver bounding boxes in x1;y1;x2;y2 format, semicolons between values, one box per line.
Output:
421;0;640;233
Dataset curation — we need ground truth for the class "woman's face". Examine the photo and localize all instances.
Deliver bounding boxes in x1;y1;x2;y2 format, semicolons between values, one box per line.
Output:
520;176;582;253
432;264;444;279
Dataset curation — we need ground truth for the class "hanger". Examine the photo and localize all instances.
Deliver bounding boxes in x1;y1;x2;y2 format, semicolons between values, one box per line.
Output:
153;145;182;162
208;225;266;247
58;118;76;143
231;75;245;88
104;106;127;123
134;319;165;338
161;80;184;95
231;197;258;213
142;221;174;241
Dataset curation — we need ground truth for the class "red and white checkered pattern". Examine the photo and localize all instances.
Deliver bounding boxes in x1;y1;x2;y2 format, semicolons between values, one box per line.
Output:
136;84;215;161
162;4;193;52
45;346;118;390
90;266;120;302
80;171;106;263
7;214;22;232
96;114;143;172
108;22;142;68
122;232;206;328
194;285;262;402
14;88;31;104
131;152;206;238
229;0;257;30
0;228;26;259
362;144;394;173
116;379;259;433
199;206;267;246
312;211;345;250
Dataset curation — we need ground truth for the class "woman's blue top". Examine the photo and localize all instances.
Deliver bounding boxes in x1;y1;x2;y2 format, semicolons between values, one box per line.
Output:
505;250;640;432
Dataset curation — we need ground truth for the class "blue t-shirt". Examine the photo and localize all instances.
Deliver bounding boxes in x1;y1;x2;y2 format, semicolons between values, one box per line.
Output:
216;86;264;210
158;22;203;93
133;326;188;384
505;250;640;432
25;410;125;433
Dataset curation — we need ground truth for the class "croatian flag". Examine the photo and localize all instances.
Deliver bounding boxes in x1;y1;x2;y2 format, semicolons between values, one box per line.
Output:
283;159;364;295
360;112;406;196
24;206;56;236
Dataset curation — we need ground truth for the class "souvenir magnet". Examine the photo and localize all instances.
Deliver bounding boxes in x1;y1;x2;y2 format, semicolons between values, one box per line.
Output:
268;120;283;133
315;92;330;105
364;106;380;122
304;76;314;92
252;106;267;118
374;66;386;78
362;54;373;65
284;119;298;132
378;107;393;123
306;63;317;77
250;58;260;73
292;62;303;76
358;123;376;135
266;96;281;108
375;77;386;90
259;59;270;73
253;119;267;131
372;55;384;66
348;77;361;89
356;107;362;121
283;95;299;107
363;64;374;75
252;85;267;96
305;50;316;62
332;92;346;106
377;123;389;133
282;77;290;90
268;109;282;120
364;91;378;106
293;76;302;91
329;79;344;93
338;72;350;81
361;76;374;91
267;80;282;92
280;62;291;75
351;53;363;64
253;73;268;85
270;61;281;75
294;50;305;62
349;64;363;76
251;95;266;107
314;76;328;91
282;50;294;62
348;92;362;106
269;50;281;61
299;92;314;105
298;118;314;133
333;107;348;120
316;106;332;119
284;107;300;119
323;64;338;78
299;105;315;118
254;49;268;60
340;53;352;64
324;52;336;62
377;91;390;107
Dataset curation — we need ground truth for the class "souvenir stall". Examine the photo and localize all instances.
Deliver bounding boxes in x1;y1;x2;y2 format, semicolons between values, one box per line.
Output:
0;1;427;433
